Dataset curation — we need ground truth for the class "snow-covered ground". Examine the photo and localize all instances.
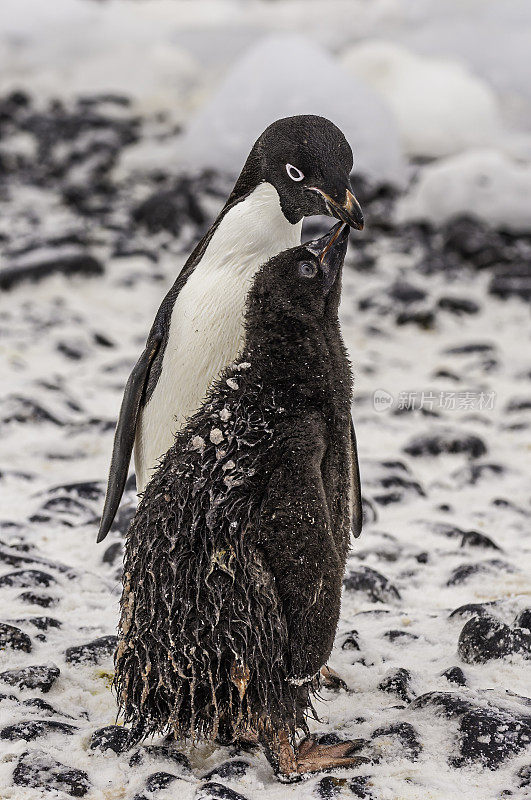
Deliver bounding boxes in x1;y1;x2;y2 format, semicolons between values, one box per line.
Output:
0;2;530;799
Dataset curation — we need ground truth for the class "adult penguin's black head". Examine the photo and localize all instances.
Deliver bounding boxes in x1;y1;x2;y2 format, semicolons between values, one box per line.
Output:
230;115;364;229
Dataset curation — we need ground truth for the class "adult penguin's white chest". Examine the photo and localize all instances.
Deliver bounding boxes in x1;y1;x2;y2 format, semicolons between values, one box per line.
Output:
134;182;302;492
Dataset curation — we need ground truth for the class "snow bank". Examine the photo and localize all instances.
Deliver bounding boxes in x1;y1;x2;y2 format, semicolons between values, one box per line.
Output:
176;34;406;185
341;40;502;159
396;149;531;232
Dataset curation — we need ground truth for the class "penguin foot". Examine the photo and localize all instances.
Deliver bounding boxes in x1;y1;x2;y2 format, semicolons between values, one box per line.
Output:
294;737;368;776
320;665;348;691
265;731;368;782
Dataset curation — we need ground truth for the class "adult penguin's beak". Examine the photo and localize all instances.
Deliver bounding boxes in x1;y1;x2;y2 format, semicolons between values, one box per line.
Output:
307;185;364;230
306;222;350;295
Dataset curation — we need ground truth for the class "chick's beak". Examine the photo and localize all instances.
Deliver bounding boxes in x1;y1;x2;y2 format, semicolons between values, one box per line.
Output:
308;186;364;231
305;222;349;295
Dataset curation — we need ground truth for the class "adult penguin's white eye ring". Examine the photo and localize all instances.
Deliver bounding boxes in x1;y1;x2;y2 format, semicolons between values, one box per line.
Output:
299;261;318;279
286;163;304;182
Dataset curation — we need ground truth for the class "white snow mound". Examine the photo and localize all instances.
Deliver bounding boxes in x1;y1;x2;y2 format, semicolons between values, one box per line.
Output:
342;40;502;159
177;34;406;185
396;148;531;232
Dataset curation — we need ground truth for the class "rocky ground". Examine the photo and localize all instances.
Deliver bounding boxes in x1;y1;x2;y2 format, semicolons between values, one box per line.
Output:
0;92;530;800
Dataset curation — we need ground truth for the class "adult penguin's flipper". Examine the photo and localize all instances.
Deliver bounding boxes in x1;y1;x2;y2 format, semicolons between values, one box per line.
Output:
97;336;161;543
350;415;363;538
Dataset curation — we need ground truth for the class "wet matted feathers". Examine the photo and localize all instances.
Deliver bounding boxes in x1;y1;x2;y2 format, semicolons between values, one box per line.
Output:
115;377;314;745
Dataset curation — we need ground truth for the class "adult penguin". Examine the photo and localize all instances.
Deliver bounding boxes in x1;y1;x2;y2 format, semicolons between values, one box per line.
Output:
115;223;366;780
97;114;364;543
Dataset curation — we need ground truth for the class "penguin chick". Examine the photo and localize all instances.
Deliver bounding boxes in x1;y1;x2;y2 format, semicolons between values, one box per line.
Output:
115;222;362;781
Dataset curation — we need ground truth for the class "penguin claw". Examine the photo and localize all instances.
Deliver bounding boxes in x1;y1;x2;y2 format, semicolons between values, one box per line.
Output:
294;737;369;776
270;734;369;782
320;664;348;691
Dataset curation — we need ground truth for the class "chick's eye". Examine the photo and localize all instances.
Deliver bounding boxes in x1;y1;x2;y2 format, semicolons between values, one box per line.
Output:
286;163;304;182
298;261;318;279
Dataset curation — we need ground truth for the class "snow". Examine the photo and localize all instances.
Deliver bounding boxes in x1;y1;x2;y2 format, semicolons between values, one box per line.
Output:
0;1;530;798
341;41;502;159
176;34;406;185
396;149;531;232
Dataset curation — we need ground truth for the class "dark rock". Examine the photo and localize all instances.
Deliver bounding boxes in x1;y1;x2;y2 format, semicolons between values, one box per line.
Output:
106;503;136;538
0;663;59;692
411;691;474;718
442;215;509;269
145;771;181;791
0;252;103;290
454;708;531;769
442;666;467;686
102;541;123;566
449;602;497;620
0;569;57;588
506;397;531;413
396;309;435;329
404;429;487;458
349;776;373;798
383;629;419;643
341;630;361;651
454;462;505;486
444;343;495;355
18;591;58;608
344;566;401;603
437;296;480;315
133;179;205;236
13;750;91;796
378;667;414;703
489;263;531;302
315;776;345;797
389;281;426;304
21;697;67;716
447;560;514;586
459;530;501;550
371;722;421;761
203;760;250;780
516;610;531;631
199;782;250;800
1;719;76;741
47;481;104;502
12;616;61;631
129;744;191;772
458;615;529;664
65;635;117;665
90;725;131;753
0;622;32;652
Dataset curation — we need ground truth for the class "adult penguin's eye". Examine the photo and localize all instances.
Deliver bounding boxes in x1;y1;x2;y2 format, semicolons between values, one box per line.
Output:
286;163;304;182
298;261;318;279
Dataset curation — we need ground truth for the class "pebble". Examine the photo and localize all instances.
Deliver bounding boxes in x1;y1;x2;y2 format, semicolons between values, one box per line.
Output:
371;722;422;761
1;719;77;741
0;664;60;692
344;565;401;603
458;614;531;664
203;760;250;780
0;622;32;652
13;750;91;797
0;252;103;291
404;429;487;458
90;725;131;753
129;744;191;772
198;782;250;800
453;707;531;768
441;666;467;686
378;667;414;703
65;635;117;665
0;569;56;588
